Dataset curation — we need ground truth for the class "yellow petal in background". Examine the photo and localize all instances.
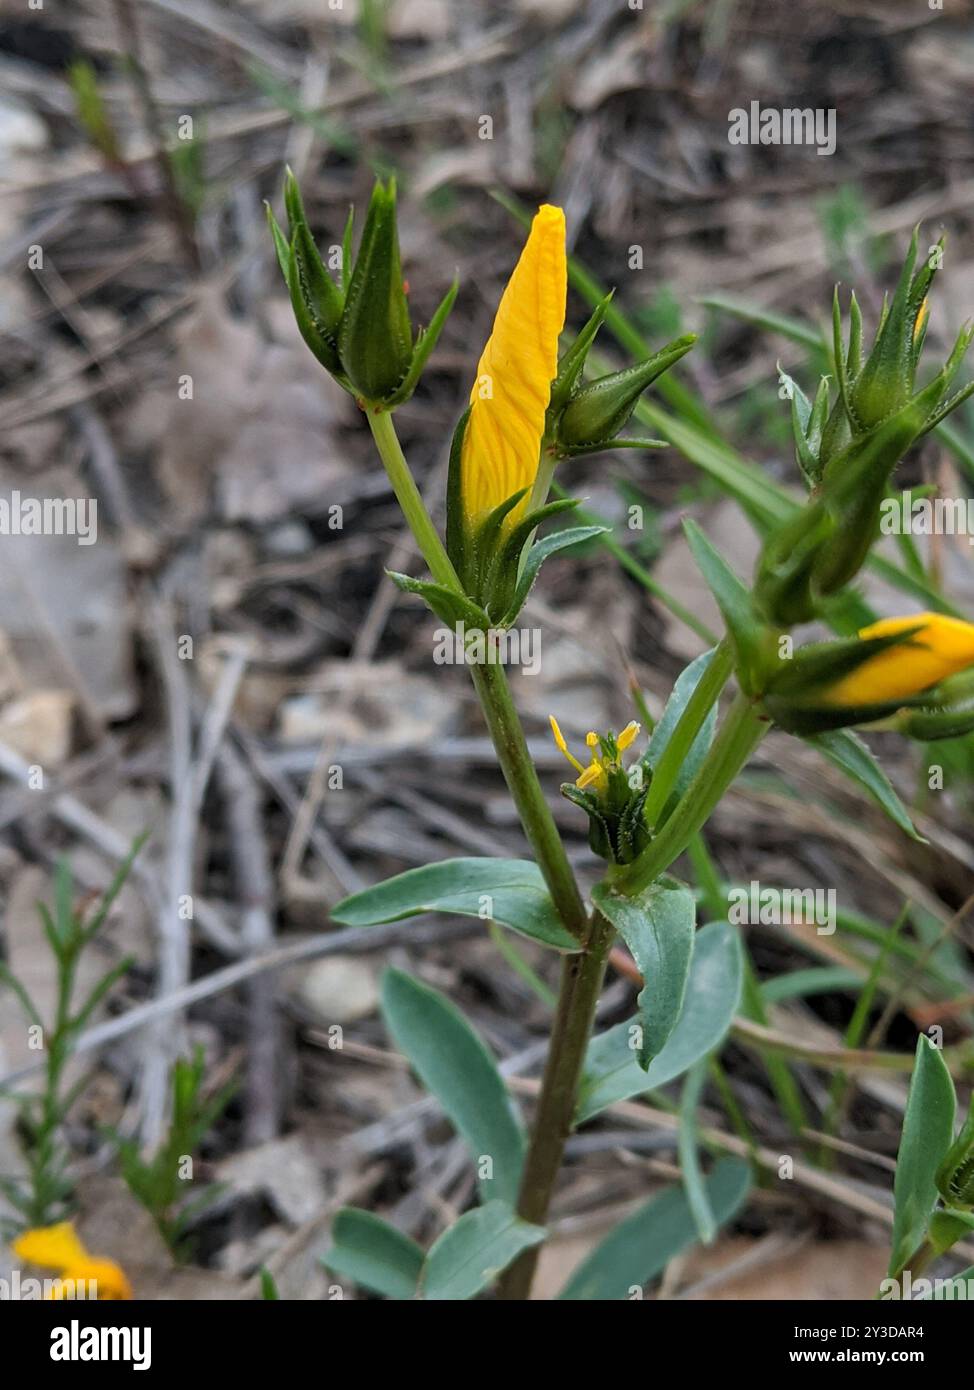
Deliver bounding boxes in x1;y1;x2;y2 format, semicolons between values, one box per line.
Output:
825;612;974;706
460;204;566;529
13;1221;89;1272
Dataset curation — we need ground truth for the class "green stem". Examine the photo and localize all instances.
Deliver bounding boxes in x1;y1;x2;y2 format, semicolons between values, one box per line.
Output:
612;692;768;897
497;909;615;1300
365;408;600;1300
366;409;461;591
470;659;589;939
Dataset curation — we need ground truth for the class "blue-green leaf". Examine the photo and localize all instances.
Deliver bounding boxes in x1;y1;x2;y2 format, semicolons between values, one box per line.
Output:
421;1201;544;1300
321;1208;424;1299
888;1035;955;1277
332;858;579;952
592;878;695;1067
576;920;742;1123
558;1157;751;1299
380;969;525;1205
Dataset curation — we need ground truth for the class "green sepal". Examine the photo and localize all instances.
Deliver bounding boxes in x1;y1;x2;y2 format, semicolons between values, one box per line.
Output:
928;1208;974;1256
340;204;355;294
386;571;490;629
265;202;291;280
683;518;768;694
470;487;532;605
753;496;832;627
556;334;696;447
338;177;414;402
548;291;614;417
484;497;581;617
286;230;346;377
559;783;615;862
936;1094;974;1209
496;523;608;627
850;227;920;429
554;437;668;458
615;785;651;864
898;698;974;741
445;407;471;584
382;275;459;410
284;169;345;335
813;385;941;594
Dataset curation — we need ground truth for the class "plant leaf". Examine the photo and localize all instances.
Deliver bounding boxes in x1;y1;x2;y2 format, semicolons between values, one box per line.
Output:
576;920;742;1123
807;729;925;843
558;1157;751;1299
332;858;579;952
498;524;608;626
421;1201;544;1300
682;519;764;691
322;1208;424;1299
641;646;721;814
888;1035;956;1277
591;879;696;1067
380;969;525;1205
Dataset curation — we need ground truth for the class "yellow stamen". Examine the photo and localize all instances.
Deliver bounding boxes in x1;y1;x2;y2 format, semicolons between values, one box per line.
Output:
549;714;585;773
576;762;604;791
460;204;567;530
616;720;640;752
824;612;974;706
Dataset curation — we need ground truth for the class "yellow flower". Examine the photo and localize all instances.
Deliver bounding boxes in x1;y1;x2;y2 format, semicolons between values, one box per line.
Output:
13;1221;132;1300
824;612;974;707
460;204;566;531
550;715;639;792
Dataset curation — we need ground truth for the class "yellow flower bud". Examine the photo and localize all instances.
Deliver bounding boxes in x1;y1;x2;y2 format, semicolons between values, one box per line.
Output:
459;205;566;532
824;613;974;707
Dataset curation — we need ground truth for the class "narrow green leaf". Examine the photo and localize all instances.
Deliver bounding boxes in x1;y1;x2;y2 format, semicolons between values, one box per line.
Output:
577;920;742;1123
332;858;579;952
643;648;721;808
807;730;925;843
380;969;525;1205
888;1036;956;1277
592;879;696;1067
322;1208;424;1300
682;519;764;691
558;1157;751;1299
421;1201;544;1300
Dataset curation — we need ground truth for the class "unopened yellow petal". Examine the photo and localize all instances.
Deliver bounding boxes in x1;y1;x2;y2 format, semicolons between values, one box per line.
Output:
825;613;974;706
13;1221;89;1272
913;297;929;345
460;204;566;528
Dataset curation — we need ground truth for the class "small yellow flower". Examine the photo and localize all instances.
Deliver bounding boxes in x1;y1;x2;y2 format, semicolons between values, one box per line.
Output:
13;1221;132;1300
460;205;567;531
550;716;639;793
824;612;974;707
